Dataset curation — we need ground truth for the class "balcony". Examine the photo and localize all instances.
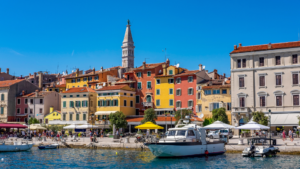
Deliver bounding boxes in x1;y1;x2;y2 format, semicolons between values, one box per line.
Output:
232;107;251;113
143;102;153;107
95;120;110;128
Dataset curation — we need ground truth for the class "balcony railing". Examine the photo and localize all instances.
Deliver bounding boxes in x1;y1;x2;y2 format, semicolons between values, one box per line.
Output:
143;102;153;107
232;107;250;113
95;120;110;125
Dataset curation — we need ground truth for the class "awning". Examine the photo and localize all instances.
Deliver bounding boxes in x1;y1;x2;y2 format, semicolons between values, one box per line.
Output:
154;108;174;111
0;123;28;128
95;111;117;115
269;113;300;126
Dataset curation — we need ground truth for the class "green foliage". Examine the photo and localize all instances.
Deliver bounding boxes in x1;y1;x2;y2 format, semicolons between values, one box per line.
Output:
212;108;229;124
141;108;157;124
241;129;250;133
203;118;214;126
174;109;192;124
252;111;268;126
47;125;65;133
109;111;128;129
29;118;39;125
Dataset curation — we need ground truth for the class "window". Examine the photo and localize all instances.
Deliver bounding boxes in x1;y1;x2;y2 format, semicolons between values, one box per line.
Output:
176;89;181;96
137;82;142;89
63;114;66;121
30;109;33;114
293;55;298;64
204;90;211;95
239;77;244;87
169;99;174;106
25;108;28;114
77;78;80;82
176;101;181;108
17;99;20;104
124;100;127;106
188;100;193;107
30;99;33;104
75;101;81;107
147;71;151;77
88;77;93;81
17;108;20;114
156;79;160;84
147;81;151;89
130;101;133;107
227;103;231;110
82;100;88;107
239;97;245;107
276;96;282;106
222;89;227;94
76;95;80;97
83;77;87;81
25;99;28;104
83;94;86;97
83;84;87;87
136;109;139;115
168;78;174;84
197;104;202;112
130;93;133;96
169;88;173;95
242;59;246;68
136;96;140;104
293;73;299;85
188;88;193;95
213;90;220;94
259;57;264;66
136;72;142;77
293;95;299;106
0;107;3;114
212;103;219;110
71;79;76;83
197;92;201;99
176;78;181;84
237;59;241;68
156;100;160;106
63;95;66;98
169;70;173;75
98;100;102;107
76;114;79;120
39;108;42;114
260;96;265;107
124;93;127;96
69;114;73;121
83;114;86;121
69;101;74;108
188;76;193;82
259;76;265;87
70;95;73;98
62;101;66;108
276;56;281;65
156;89;160;95
276;75;282;86
94;76;99;80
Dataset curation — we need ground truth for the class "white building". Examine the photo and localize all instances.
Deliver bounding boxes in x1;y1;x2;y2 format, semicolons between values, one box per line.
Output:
230;41;300;132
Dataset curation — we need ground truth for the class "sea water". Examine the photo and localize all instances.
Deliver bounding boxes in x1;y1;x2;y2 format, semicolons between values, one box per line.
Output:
1;148;300;168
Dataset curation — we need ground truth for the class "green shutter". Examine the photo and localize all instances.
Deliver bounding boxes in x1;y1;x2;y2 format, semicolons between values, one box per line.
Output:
69;101;72;108
98;100;100;107
111;100;113;106
83;114;86;120
1;107;3;114
1;94;4;101
79;101;81;107
86;101;88;107
81;101;84;107
116;100;118;106
63;101;66;108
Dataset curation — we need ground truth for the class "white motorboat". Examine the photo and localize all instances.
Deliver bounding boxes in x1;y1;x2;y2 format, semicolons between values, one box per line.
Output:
145;124;225;157
38;143;59;149
242;145;280;157
0;141;34;152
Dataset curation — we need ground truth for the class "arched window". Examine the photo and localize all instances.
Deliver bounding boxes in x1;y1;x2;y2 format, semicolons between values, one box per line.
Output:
146;95;151;103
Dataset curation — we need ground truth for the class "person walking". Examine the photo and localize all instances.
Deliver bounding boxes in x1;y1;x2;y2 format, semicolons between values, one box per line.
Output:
282;130;286;141
291;130;294;142
289;129;292;141
101;129;103;138
90;131;93;142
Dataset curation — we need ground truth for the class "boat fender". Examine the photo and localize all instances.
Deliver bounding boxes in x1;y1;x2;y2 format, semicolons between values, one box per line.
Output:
205;150;209;157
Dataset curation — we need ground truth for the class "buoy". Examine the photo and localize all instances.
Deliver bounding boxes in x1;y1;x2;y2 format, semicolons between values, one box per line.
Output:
1;158;3;161
116;152;117;155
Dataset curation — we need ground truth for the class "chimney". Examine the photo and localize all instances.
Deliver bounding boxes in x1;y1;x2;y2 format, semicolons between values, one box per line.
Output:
166;58;170;66
38;72;43;89
206;70;208;73
101;66;103;72
66;70;68;75
35;90;39;97
6;68;9;75
199;64;203;71
143;61;146;69
29;73;31;76
92;67;95;74
239;43;242;47
22;90;25;96
76;69;79;77
209;80;212;86
50;106;54;113
162;64;167;75
223;73;226;78
34;72;37;84
234;45;237;50
268;43;272;49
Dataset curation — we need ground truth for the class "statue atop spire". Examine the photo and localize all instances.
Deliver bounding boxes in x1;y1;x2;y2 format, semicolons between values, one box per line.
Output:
127;19;130;25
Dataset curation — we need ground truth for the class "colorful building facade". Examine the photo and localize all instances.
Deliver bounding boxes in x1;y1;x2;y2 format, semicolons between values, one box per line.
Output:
44;107;61;124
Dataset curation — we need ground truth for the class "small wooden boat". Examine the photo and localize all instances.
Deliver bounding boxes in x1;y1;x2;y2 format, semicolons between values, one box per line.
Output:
0;142;34;152
38;143;59;149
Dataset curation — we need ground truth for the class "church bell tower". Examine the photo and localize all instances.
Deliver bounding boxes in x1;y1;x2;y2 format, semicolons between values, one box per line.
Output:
121;20;135;68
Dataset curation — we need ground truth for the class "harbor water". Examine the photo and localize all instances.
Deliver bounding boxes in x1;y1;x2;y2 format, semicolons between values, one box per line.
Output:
1;148;300;168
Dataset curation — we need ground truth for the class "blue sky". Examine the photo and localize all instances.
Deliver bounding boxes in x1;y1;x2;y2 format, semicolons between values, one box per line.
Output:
0;0;299;76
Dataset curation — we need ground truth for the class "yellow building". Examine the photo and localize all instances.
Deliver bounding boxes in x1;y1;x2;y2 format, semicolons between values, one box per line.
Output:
196;79;232;124
44;107;61;124
60;87;97;124
154;64;184;115
95;85;135;128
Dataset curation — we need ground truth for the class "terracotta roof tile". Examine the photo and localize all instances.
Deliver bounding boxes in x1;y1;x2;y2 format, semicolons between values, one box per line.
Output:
62;87;96;93
202;84;231;89
96;85;132;91
134;62;164;70
174;70;199;77
0;79;24;88
231;41;300;54
22;91;57;97
55;84;66;88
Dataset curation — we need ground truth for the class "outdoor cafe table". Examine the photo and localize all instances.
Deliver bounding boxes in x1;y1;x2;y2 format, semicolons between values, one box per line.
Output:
247;137;277;145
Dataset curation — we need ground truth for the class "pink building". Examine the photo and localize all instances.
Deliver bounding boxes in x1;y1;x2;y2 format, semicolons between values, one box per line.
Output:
15;91;29;123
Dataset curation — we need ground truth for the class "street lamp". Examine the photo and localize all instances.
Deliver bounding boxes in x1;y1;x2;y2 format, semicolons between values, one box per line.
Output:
165;113;167;133
269;109;272;147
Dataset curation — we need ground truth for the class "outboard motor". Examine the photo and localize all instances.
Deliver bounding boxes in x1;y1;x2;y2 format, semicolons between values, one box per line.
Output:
249;144;256;157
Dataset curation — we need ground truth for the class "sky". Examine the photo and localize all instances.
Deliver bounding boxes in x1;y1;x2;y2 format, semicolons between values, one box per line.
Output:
0;0;300;77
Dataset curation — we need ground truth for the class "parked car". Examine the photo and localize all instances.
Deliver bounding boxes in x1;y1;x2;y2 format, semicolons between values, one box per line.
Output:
207;129;233;139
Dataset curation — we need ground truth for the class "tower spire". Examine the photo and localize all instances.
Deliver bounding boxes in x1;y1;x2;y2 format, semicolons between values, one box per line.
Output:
122;20;135;68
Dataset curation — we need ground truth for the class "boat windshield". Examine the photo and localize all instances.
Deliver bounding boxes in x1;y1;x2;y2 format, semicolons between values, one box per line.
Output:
176;130;187;136
168;130;176;136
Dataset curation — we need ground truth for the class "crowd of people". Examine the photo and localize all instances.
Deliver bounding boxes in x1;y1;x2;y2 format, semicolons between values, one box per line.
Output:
282;129;295;142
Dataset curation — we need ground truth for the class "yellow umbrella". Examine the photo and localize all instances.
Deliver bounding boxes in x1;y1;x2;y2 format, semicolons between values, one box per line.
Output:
135;122;164;130
29;124;47;130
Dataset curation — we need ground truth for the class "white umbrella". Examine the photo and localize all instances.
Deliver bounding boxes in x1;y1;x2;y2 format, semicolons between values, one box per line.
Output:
75;124;99;129
203;121;235;129
63;124;77;129
235;120;270;130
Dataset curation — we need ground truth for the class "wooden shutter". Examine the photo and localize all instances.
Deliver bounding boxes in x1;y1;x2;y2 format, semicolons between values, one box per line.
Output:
209;103;212;111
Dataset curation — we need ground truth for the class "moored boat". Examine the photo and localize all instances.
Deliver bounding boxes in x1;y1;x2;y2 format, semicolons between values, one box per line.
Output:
38;143;59;149
0;141;34;152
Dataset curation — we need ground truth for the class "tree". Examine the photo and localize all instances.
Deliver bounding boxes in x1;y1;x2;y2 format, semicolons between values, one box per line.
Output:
174;109;192;124
141;108;157;124
252;111;268;126
109;111;128;129
203;117;214;126
29;118;39;125
212;108;229;124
